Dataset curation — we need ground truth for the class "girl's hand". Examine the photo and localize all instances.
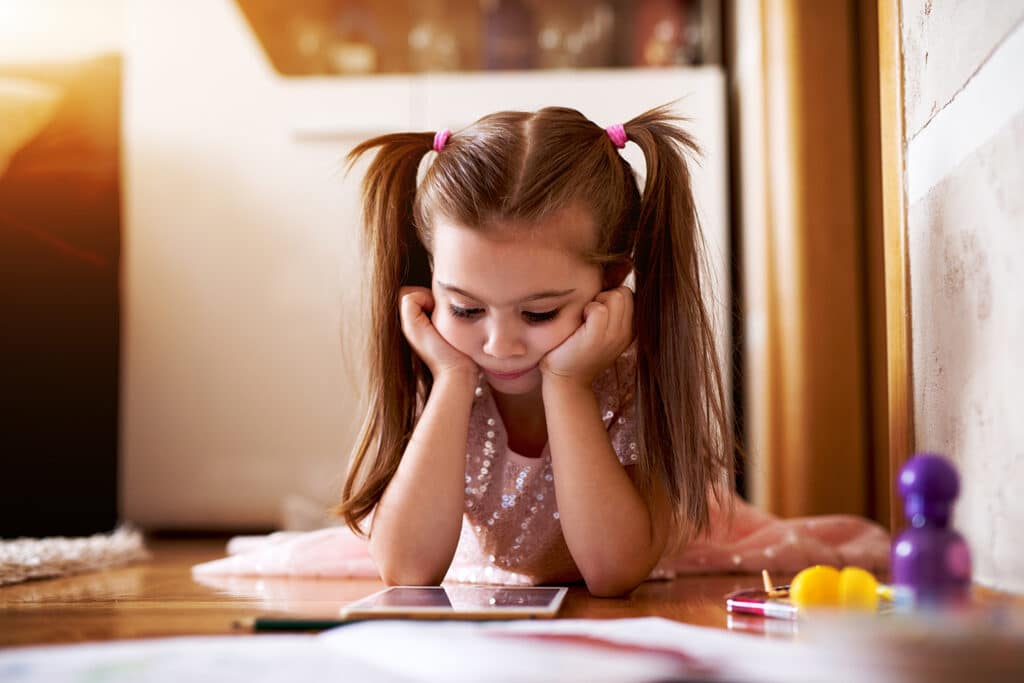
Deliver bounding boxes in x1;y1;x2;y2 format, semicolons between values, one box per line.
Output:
399;286;478;380
539;286;634;387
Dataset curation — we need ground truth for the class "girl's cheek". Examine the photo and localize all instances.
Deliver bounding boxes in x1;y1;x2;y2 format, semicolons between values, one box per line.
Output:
538;312;583;351
433;312;457;342
434;313;473;351
557;307;586;337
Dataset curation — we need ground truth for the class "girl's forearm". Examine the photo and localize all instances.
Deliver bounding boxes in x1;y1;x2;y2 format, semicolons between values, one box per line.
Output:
542;377;664;597
368;369;477;585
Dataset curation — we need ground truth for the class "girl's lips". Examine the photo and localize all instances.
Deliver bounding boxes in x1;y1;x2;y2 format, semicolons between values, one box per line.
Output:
484;365;537;380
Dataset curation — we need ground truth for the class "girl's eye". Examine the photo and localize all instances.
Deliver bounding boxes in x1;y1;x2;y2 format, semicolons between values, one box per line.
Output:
450;305;483;319
448;305;561;325
523;309;560;324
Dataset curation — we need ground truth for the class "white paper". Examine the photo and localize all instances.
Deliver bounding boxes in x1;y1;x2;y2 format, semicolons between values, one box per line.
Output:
0;619;714;683
6;614;1020;683
318;618;701;683
0;635;408;683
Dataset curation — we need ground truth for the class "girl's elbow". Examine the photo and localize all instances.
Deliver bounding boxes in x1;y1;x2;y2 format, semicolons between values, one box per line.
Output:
379;570;443;587
585;577;640;598
369;542;445;586
375;559;445;586
581;552;660;597
582;568;646;598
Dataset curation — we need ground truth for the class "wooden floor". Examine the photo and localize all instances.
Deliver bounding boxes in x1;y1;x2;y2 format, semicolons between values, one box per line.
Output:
0;538;770;647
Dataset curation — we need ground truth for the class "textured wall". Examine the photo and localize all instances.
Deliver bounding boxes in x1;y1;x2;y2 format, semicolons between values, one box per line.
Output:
902;0;1024;137
904;3;1024;593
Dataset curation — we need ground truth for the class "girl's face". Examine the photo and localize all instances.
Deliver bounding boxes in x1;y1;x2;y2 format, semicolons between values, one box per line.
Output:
430;205;604;396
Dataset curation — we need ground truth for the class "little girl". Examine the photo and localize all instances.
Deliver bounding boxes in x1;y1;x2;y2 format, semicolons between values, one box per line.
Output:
193;104;888;595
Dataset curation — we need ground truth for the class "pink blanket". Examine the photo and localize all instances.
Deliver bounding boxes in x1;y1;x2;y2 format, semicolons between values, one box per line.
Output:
191;496;889;581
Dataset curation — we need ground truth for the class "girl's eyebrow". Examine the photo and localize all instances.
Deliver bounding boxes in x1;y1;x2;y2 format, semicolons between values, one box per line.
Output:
438;282;576;303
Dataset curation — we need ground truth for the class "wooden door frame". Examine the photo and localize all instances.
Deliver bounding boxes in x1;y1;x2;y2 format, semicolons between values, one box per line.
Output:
727;0;913;525
877;0;913;531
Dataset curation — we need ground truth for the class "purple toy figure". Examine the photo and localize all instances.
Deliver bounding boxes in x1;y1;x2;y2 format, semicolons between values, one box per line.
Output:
892;453;972;607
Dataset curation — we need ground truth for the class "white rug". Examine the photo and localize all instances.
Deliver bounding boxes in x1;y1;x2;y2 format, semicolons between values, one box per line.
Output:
0;526;149;587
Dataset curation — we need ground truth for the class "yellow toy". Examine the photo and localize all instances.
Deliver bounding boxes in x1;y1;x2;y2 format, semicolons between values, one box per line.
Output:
782;569;888;610
765;565;892;612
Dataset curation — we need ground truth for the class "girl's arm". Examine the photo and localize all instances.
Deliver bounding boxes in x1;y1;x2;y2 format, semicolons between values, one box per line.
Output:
368;368;477;585
543;376;672;597
369;286;480;585
540;286;669;596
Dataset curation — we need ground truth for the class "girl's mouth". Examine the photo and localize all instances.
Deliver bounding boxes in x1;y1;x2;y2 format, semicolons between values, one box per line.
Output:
484;365;537;380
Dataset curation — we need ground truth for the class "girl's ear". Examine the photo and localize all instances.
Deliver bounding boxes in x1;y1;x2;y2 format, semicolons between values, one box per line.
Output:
603;259;633;290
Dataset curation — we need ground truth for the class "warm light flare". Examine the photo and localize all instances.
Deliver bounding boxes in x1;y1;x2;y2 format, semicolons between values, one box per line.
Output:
0;0;123;63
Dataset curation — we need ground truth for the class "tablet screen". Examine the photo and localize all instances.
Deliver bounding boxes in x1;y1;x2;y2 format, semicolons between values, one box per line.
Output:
341;585;569;619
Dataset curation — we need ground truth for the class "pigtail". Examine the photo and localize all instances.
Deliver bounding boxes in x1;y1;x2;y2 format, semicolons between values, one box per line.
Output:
334;132;436;536
625;104;734;540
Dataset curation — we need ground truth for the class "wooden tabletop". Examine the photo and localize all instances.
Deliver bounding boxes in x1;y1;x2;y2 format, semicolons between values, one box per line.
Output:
0;538;770;647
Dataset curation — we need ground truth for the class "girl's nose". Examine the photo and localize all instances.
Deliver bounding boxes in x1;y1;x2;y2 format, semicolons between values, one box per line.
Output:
482;319;526;359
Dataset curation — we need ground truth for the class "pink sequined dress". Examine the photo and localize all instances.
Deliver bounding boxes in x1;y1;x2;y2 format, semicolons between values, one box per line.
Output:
445;343;640;585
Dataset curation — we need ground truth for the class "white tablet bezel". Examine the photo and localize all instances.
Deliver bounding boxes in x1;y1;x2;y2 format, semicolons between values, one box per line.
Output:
339;585;569;620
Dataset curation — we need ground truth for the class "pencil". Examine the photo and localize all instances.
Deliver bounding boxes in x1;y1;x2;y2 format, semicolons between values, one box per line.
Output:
761;569;788;598
233;616;358;632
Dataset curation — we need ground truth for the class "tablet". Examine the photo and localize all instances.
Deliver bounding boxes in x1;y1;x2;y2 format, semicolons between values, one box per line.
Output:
339;585;569;620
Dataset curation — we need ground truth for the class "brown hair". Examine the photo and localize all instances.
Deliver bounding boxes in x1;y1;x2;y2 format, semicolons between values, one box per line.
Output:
335;104;733;543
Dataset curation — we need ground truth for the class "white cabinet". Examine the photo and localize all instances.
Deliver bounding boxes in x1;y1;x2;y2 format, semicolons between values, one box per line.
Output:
122;0;730;530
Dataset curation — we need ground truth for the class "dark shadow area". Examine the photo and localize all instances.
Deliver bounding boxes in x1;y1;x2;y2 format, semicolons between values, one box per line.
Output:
0;54;120;537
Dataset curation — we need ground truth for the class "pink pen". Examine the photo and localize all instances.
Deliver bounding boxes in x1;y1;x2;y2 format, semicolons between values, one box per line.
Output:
724;587;798;620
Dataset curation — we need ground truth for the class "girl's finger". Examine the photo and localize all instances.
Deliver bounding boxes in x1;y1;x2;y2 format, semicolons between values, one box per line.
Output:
583;301;608;344
399;286;434;312
398;296;417;337
612;288;630;335
614;288;630;342
400;294;430;339
600;289;625;341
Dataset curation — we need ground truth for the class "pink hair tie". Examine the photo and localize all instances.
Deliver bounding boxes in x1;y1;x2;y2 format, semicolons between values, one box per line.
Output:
433;128;451;153
605;123;627;149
